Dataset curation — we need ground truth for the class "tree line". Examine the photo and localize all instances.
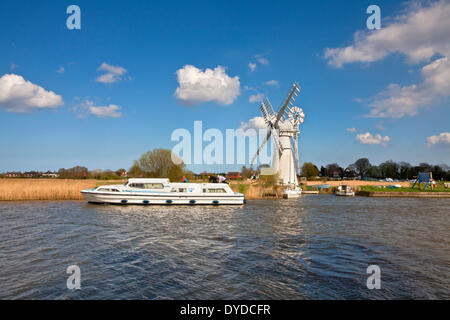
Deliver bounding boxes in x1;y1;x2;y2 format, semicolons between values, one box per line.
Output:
3;151;448;182
301;158;450;180
57;149;192;180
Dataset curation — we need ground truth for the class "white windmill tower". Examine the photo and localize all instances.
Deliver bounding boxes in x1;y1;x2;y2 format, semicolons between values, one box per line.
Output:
251;82;305;196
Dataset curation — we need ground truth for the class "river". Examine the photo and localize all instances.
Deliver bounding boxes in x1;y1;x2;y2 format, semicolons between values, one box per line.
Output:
0;195;448;299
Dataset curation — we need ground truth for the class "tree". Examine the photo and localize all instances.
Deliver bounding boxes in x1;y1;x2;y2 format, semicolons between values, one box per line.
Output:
366;165;381;179
58;166;88;179
241;166;256;179
399;162;411;180
128;161;145;177
320;166;327;177
353;158;371;178
132;149;186;180
325;163;343;178
379;160;399;179
301;162;319;179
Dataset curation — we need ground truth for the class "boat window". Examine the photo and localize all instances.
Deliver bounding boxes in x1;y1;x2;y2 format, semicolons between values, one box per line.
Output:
207;188;226;193
144;183;164;189
178;188;187;193
97;188;119;192
203;189;206;193
129;183;145;189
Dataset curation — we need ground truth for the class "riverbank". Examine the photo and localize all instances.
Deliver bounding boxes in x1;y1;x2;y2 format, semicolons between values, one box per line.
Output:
359;191;450;198
358;184;450;197
1;178;448;201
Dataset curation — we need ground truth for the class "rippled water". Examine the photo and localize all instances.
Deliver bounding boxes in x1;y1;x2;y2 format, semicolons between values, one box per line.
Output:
0;195;449;299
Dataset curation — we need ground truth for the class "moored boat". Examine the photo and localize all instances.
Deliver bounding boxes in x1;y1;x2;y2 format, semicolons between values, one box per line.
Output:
81;178;245;205
283;187;302;199
335;185;355;196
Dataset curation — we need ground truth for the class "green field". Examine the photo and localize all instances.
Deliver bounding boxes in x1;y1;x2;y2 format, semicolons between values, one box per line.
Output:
360;182;450;193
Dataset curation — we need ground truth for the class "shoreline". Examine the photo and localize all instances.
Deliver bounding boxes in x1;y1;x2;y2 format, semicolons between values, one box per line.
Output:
358;191;450;198
0;178;449;201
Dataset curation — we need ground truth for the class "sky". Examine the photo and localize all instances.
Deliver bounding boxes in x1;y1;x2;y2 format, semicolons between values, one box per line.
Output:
0;0;449;173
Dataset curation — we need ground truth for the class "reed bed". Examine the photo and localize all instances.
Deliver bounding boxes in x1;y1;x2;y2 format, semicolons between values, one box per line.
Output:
231;183;283;200
0;179;125;201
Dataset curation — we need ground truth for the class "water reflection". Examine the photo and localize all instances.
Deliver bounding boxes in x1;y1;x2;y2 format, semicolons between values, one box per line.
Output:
0;196;448;299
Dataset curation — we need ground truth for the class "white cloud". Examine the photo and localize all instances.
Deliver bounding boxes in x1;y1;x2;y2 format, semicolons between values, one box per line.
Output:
324;1;450;118
426;132;450;147
174;65;240;106
346;127;356;132
355;132;390;147
238;116;268;135
254;53;270;66
10;63;19;70
324;2;450;67
95;62;127;83
265;80;279;86
249;93;264;103
257;57;269;66
56;66;65;74
368;57;450;118
248;63;256;72
0;74;63;113
84;100;122;118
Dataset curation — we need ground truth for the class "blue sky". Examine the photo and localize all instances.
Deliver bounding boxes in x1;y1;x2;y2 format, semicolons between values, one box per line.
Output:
0;0;449;173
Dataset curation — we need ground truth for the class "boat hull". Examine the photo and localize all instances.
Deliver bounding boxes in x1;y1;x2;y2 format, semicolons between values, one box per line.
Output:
282;189;302;199
81;190;245;205
335;191;355;196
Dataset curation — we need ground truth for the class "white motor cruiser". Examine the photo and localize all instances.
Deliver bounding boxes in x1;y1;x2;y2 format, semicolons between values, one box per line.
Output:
81;178;246;205
335;185;355;196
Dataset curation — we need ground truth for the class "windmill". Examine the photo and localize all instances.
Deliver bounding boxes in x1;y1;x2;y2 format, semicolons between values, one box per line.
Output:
251;82;305;188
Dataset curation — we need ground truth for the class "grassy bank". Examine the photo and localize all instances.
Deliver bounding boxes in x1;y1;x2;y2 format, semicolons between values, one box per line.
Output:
360;182;450;193
0;179;125;201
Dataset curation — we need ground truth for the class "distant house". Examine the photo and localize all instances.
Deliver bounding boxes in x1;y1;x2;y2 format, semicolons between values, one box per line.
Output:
115;169;128;177
332;170;342;179
227;172;241;180
343;168;359;179
42;171;59;178
24;171;41;178
5;171;22;178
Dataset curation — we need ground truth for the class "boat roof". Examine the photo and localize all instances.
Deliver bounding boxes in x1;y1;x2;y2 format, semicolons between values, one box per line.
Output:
127;178;170;184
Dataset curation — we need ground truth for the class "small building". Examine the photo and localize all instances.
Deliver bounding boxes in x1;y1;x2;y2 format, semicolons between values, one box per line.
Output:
227;172;241;180
5;171;22;178
343;168;359;179
42;171;59;178
24;171;41;178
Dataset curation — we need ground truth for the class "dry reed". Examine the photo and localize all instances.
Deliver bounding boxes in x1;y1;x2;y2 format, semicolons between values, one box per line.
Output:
0;179;125;201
